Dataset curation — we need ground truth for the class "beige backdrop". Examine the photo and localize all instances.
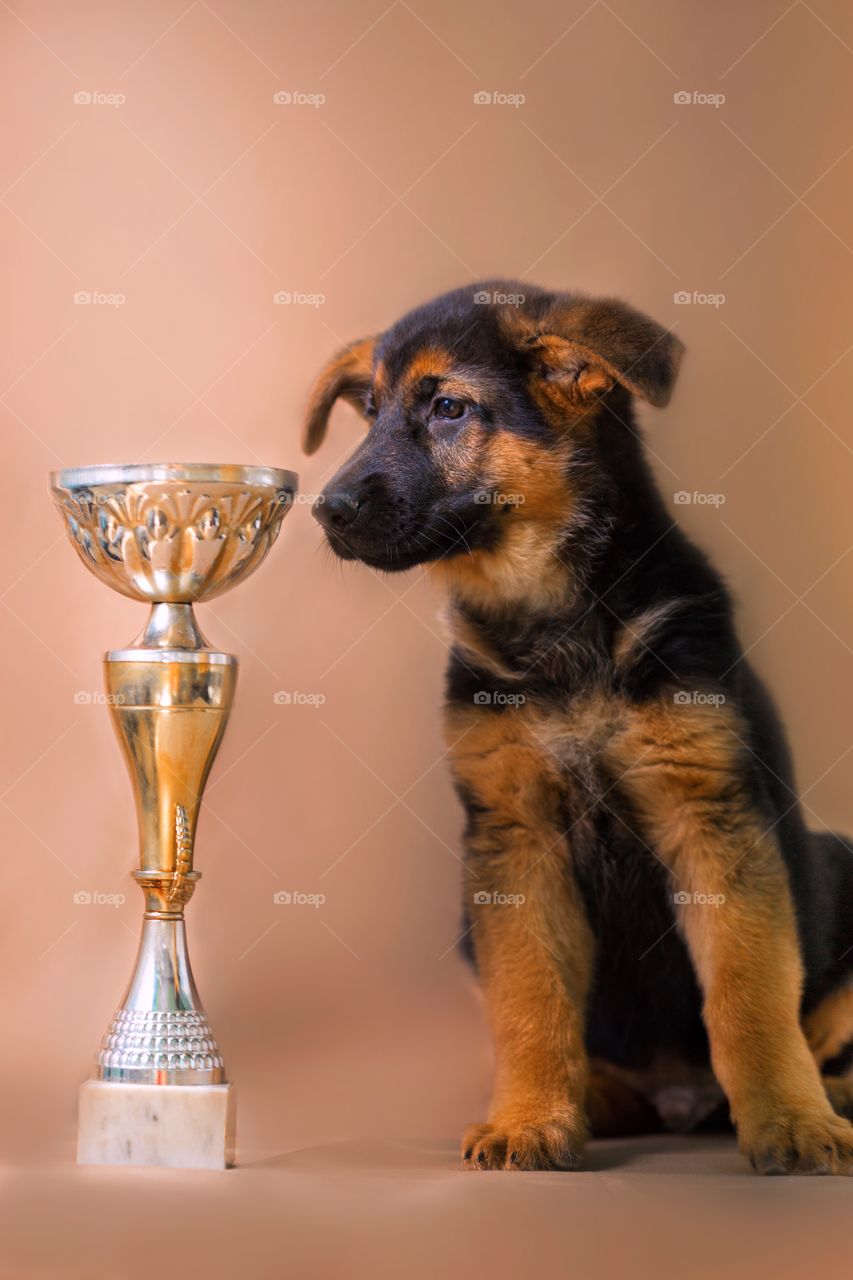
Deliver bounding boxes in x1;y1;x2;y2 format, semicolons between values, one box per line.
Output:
2;0;853;1271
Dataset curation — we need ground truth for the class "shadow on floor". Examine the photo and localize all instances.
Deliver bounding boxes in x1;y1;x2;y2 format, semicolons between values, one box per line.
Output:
244;1131;744;1177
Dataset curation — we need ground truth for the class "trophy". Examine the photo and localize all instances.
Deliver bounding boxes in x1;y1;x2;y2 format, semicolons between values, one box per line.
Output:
50;463;297;1169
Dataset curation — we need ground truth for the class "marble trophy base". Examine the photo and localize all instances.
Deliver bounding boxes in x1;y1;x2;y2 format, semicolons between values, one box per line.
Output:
77;1080;236;1170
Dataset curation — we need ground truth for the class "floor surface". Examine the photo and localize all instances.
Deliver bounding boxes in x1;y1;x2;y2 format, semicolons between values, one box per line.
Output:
4;1132;853;1280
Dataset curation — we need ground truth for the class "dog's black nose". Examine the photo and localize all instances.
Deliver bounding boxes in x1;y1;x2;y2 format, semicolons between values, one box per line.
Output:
315;491;360;531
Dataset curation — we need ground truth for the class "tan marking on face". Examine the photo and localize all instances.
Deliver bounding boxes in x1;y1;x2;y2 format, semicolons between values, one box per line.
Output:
483;429;573;523
403;345;455;387
388;341;601;614
432;427;577;612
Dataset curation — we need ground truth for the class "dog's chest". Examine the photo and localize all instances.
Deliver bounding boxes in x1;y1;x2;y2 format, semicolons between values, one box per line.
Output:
445;688;633;838
532;692;627;796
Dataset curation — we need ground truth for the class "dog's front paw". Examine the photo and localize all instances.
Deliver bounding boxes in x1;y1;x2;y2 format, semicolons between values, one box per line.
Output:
462;1110;585;1171
740;1105;853;1175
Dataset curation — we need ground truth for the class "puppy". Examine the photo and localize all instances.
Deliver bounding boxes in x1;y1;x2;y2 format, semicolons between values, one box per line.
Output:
303;281;853;1174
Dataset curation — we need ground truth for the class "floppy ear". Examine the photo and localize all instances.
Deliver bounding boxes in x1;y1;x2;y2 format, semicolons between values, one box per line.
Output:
302;337;375;455
509;295;684;410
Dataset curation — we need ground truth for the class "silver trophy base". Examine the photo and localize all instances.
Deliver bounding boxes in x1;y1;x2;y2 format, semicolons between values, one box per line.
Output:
77;1080;236;1170
77;914;236;1170
95;917;226;1085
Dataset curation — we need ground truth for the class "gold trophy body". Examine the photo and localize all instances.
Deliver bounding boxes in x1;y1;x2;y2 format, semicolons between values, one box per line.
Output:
50;463;296;1169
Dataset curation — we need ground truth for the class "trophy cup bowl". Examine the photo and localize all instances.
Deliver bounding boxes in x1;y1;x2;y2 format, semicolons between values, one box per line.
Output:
50;463;297;1169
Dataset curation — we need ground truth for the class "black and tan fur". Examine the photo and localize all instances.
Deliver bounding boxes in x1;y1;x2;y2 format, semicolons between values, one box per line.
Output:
303;281;853;1174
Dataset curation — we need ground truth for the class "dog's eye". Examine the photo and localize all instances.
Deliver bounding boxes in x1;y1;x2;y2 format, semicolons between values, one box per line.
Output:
431;396;466;421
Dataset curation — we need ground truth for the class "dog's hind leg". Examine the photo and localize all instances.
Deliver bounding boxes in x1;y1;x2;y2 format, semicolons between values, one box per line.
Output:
823;1077;853;1119
585;1061;662;1137
801;829;853;1116
805;982;853;1069
803;966;853;1119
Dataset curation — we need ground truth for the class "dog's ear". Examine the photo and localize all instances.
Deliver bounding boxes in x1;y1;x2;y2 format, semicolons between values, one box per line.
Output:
507;295;683;410
302;337;375;455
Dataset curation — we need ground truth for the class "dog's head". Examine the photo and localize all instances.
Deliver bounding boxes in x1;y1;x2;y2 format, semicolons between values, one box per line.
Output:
304;282;683;596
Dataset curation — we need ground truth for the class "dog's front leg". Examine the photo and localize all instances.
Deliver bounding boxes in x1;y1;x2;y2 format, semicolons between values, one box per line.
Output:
462;827;593;1170
616;701;853;1175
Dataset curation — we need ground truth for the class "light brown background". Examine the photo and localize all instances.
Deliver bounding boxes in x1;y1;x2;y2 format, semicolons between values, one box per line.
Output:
2;0;853;1274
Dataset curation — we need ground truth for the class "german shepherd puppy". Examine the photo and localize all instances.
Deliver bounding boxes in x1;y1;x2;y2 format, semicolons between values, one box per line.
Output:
304;281;853;1175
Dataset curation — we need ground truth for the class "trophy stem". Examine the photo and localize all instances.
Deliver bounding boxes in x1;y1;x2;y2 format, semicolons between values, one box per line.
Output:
94;647;237;1088
96;918;225;1085
134;601;213;650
